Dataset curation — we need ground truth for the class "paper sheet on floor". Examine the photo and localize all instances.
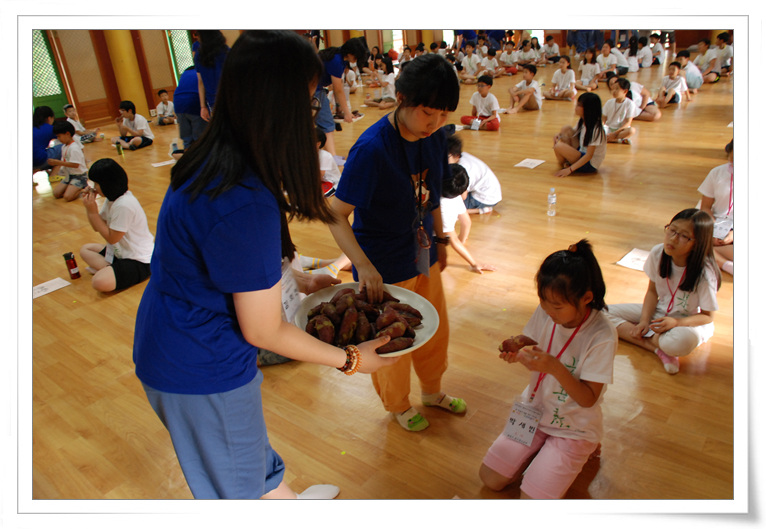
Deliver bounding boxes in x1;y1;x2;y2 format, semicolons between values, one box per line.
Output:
616;248;650;271
33;277;71;299
514;159;545;169
152;159;176;167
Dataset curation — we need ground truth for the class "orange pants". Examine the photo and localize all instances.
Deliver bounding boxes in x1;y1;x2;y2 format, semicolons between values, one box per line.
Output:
459;115;500;131
370;262;450;414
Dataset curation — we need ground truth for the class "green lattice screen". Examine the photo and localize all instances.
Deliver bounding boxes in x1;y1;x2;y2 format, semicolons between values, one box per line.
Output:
167;30;194;82
32;30;68;116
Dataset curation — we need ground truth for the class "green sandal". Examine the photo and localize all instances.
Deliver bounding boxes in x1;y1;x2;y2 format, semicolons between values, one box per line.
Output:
423;393;467;414
395;408;429;432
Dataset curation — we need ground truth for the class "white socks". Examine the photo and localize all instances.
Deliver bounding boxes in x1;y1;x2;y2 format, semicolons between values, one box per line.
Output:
296;484;340;499
654;348;680;375
722;261;733;275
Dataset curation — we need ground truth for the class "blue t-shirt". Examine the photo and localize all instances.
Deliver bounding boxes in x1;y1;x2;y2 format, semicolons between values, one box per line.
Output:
320;52;345;88
173;68;201;115
33;123;54;167
194;47;229;108
133;168;283;394
334;114;448;284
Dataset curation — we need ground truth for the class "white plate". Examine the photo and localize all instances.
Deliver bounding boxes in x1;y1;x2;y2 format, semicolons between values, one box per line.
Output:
293;282;439;357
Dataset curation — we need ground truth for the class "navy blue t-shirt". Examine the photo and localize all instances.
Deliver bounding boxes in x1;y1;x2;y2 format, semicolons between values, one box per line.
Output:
320;53;345;88
173;68;201;115
33;124;54;167
334;114;448;284
133;168;283;394
194;47;229;108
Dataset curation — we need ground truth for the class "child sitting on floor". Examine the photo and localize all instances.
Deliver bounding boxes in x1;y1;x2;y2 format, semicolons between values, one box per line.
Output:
460;75;501;131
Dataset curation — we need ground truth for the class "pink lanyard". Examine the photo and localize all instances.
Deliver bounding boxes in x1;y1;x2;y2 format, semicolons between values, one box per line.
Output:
529;309;590;402
727;165;733;216
665;268;687;314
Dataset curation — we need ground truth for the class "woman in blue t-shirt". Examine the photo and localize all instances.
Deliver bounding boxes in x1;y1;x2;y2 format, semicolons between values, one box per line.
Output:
32;106;62;173
329;54;467;432
133;30;396;500
194;30;230;122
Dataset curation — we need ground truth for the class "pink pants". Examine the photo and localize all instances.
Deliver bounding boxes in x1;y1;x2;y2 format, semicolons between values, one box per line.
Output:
483;430;599;499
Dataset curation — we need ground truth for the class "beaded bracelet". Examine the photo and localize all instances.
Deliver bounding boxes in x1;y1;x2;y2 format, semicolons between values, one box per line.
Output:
337;345;362;376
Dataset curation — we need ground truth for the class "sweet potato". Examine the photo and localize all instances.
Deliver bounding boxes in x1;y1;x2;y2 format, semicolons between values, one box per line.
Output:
376;337;414;354
499;334;538;353
381;301;422;320
312;315;335;344
336;306;358;346
334;293;357;315
354;312;372;343
375;321;407;340
330;287;355;304
375;306;399;329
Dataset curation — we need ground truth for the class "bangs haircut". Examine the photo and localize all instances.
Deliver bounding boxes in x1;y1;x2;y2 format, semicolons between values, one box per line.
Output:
660;208;721;292
88;158;129;201
171;30;331;257
394;54;460;111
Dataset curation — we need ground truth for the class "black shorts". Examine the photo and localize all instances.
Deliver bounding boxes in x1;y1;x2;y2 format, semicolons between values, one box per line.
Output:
99;247;151;290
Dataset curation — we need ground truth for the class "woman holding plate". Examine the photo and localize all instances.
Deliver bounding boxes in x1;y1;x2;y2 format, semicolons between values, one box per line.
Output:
132;31;397;500
329;54;467;432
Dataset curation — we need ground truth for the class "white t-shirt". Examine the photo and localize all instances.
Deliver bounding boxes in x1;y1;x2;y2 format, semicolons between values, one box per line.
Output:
60;141;87;176
461;54;481;76
99;190;155;263
611;48;629;67
439;195;466;233
694;49;720;73
644;243;719;317
499;50;518;67
596;53;617;72
469;91;500;120
481;57;499;72
515;79;542;108
122;114;154;140
156;101;175;117
380;72;396;99
543;42;559;57
602;98;637;130
577;125;606;169
683;61;704;87
717;44;733;68
651;42;665;64
637;46;653;68
662;75;688;95
67;117;87;146
698;162;734;221
578;62;601;85
551;69;576;91
318;148;341;186
624;50;639;73
517;49;537;62
520;306;617;443
458;151;502;205
629;82;652;115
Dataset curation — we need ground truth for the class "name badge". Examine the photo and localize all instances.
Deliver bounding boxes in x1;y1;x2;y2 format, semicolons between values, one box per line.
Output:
105;245;115;264
713;217;733;240
416;245;431;277
280;258;302;324
502;399;543;447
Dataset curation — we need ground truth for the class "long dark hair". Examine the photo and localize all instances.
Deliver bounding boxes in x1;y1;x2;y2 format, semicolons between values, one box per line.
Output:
627;36;638;57
575;92;605;147
318;36;369;65
195;30;228;68
536;239;607;311
171;30;331;258
659;209;722;292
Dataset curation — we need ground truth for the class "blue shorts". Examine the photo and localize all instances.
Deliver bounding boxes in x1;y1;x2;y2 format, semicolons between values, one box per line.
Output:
464;193;497;210
575;150;598;174
141;370;286;499
314;88;336;134
120;136;154;149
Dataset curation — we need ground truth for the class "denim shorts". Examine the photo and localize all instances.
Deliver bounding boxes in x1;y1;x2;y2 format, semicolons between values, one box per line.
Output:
314;88;336;133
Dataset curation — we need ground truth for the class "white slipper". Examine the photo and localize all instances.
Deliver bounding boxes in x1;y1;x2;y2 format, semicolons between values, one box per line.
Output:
297;484;340;499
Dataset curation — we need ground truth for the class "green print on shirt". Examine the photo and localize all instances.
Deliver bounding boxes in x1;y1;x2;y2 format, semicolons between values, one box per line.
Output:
550;407;568;428
677;291;691;315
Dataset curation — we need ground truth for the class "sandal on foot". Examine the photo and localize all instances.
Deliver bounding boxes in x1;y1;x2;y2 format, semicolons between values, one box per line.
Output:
395;408;429;432
422;392;467;414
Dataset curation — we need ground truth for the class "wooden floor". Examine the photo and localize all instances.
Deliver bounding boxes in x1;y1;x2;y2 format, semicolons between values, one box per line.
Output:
30;54;737;506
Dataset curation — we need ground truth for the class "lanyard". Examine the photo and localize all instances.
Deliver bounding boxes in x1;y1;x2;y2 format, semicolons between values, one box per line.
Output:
665;268;687;314
529;308;591;402
727;164;733;216
392;111;429;248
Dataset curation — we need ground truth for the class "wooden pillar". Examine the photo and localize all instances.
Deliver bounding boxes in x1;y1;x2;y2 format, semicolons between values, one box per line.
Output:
102;30;149;117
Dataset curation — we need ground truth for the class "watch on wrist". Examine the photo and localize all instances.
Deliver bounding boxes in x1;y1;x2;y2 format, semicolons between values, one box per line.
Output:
434;236;450;245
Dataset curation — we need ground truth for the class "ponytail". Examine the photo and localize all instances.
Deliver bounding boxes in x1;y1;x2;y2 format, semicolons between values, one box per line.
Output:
536;239;607;311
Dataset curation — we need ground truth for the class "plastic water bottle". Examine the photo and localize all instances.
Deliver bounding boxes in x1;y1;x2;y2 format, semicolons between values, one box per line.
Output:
547;188;557;216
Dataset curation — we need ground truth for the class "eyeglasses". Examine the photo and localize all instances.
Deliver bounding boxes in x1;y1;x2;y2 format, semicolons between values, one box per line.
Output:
310;96;321;118
664;224;694;244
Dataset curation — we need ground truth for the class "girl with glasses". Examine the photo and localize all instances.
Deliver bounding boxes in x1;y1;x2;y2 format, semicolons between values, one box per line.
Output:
329;53;466;432
606;209;721;374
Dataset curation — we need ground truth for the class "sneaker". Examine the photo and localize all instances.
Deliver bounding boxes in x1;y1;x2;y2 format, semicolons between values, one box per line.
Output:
618;138;632;145
654;348;680;374
479;207;493;215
